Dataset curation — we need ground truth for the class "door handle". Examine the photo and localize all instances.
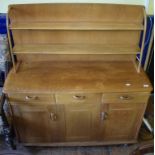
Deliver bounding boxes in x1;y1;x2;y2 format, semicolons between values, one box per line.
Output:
50;112;57;121
119;95;132;100
101;112;108;121
25;95;38;100
73;95;86;100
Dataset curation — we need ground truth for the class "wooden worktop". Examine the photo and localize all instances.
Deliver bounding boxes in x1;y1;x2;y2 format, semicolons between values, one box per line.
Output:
3;61;152;94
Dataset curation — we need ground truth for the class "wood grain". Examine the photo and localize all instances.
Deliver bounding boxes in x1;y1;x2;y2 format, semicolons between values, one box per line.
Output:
17;54;136;62
3;61;152;94
8;4;144;23
12;30;141;45
5;4;152;146
7;3;144;70
9;22;144;30
13;44;140;55
11;103;65;143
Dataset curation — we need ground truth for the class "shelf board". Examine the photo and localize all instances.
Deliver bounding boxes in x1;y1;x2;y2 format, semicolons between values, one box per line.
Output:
9;22;144;30
13;44;140;55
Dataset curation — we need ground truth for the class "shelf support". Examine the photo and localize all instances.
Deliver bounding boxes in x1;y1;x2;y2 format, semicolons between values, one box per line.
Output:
137;8;147;73
7;7;16;73
144;27;154;71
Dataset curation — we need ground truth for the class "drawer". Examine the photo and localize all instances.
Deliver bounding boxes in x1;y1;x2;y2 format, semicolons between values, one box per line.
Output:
55;93;102;104
102;93;150;103
8;93;55;103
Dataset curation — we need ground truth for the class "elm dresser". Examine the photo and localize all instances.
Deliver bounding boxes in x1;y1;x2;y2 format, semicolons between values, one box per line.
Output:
2;4;152;147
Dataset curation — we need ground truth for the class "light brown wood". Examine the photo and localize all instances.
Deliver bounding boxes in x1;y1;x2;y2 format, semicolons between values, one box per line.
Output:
11;103;65;143
99;101;146;141
65;103;100;141
5;4;152;146
12;30;141;47
137;8;147;73
144;27;154;70
6;10;16;73
13;44;140;55
102;92;150;103
8;91;150;144
55;93;102;104
8;4;144;23
8;93;55;103
17;54;136;62
7;3;145;72
9;22;144;30
3;61;152;94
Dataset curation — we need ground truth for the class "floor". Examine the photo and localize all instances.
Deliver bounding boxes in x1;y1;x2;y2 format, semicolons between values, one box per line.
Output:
0;124;153;155
0;142;139;155
0;110;154;155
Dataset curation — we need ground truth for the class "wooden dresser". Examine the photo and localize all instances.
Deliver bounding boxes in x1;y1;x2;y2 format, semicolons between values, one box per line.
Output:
3;4;152;146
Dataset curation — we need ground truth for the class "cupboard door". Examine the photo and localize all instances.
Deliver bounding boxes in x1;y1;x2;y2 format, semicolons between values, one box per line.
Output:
11;103;65;143
100;102;146;141
65;103;100;142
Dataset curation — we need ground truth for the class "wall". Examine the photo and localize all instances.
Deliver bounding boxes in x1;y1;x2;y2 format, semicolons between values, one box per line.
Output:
148;0;154;14
0;0;153;14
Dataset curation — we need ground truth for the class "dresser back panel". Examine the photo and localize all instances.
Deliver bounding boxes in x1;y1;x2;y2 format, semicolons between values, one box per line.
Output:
12;30;141;46
9;4;143;23
17;54;135;62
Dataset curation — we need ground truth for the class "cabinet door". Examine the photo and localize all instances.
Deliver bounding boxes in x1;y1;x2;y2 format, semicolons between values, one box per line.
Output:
65;103;100;141
11;103;65;143
99;102;146;141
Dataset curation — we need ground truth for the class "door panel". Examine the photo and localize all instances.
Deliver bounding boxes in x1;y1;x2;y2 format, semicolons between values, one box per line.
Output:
50;104;66;142
65;103;100;141
99;102;145;141
11;103;65;143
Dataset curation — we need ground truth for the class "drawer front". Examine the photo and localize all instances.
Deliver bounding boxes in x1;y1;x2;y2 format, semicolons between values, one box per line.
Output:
102;93;150;103
55;93;102;104
8;93;55;104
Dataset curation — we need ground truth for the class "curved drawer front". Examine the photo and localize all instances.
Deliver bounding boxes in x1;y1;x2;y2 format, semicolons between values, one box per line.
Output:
102;93;150;103
8;93;55;104
55;93;102;104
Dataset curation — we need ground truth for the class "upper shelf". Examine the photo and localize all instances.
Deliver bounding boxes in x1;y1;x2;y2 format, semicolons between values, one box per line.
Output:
9;22;144;30
13;44;140;55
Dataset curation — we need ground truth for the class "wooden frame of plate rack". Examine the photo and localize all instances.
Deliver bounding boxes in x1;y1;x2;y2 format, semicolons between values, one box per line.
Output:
6;4;147;73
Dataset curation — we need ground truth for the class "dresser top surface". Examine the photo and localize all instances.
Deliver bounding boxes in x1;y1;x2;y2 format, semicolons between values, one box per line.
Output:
3;61;152;94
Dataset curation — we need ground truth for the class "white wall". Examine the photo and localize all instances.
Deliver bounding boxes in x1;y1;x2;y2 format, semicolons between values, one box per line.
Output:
0;0;153;14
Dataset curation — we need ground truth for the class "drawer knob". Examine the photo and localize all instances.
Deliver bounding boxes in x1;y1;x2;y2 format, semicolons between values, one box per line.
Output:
25;96;38;100
119;95;132;100
73;95;86;100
